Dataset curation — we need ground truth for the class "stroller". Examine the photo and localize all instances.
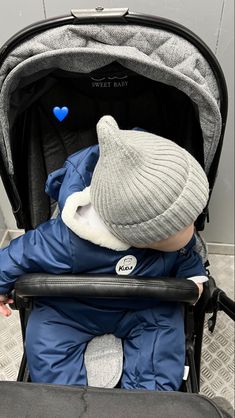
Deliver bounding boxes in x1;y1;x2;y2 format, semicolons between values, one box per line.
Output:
0;7;234;418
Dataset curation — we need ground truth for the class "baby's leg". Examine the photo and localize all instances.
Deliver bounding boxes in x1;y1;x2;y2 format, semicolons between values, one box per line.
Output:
117;303;185;390
25;298;95;384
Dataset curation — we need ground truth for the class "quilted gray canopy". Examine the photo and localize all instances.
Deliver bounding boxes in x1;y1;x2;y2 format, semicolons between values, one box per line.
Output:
0;24;222;174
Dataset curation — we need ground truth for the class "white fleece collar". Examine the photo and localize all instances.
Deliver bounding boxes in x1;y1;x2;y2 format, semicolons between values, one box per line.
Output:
61;187;130;251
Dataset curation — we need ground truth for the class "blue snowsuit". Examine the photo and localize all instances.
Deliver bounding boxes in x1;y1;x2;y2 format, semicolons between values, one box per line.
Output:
0;145;206;390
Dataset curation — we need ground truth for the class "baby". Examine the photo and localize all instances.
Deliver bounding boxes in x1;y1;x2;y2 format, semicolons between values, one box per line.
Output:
0;116;208;390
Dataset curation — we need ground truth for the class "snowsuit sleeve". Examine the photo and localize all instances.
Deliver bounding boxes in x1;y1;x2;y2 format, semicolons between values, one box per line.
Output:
0;217;73;294
172;235;208;282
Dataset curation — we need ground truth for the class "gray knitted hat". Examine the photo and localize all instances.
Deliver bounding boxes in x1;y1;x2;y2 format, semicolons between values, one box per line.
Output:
90;116;209;246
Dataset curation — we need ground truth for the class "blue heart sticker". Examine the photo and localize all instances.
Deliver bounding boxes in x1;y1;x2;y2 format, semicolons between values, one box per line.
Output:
53;106;69;122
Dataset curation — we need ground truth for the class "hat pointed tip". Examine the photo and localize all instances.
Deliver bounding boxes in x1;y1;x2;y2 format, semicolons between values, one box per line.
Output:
96;115;120;152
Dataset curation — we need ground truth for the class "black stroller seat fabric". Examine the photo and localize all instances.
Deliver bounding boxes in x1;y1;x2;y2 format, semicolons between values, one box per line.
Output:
0;8;233;417
0;21;223;231
11;63;204;229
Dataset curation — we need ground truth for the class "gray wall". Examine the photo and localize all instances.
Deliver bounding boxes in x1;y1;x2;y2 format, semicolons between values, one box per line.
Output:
0;0;234;244
0;205;6;242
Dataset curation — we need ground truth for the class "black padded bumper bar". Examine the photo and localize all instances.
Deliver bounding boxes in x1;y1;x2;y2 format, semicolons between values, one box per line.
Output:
14;274;199;304
0;382;229;418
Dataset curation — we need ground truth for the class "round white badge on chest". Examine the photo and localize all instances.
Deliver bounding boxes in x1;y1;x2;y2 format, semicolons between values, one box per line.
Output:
115;255;137;275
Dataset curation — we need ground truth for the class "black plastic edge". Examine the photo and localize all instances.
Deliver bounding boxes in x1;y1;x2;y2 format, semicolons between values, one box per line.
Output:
0;11;228;229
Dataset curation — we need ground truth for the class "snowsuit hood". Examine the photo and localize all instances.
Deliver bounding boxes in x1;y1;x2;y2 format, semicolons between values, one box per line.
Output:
45;145;130;251
45;145;99;211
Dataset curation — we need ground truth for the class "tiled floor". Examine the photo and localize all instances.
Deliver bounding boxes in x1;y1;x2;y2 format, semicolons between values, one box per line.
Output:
0;253;234;409
199;254;234;406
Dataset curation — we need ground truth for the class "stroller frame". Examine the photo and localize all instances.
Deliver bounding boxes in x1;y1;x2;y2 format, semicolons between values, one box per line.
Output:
0;8;228;230
0;7;234;398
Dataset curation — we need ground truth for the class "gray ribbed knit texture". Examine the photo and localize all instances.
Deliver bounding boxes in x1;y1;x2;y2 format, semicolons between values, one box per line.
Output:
90;116;209;246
